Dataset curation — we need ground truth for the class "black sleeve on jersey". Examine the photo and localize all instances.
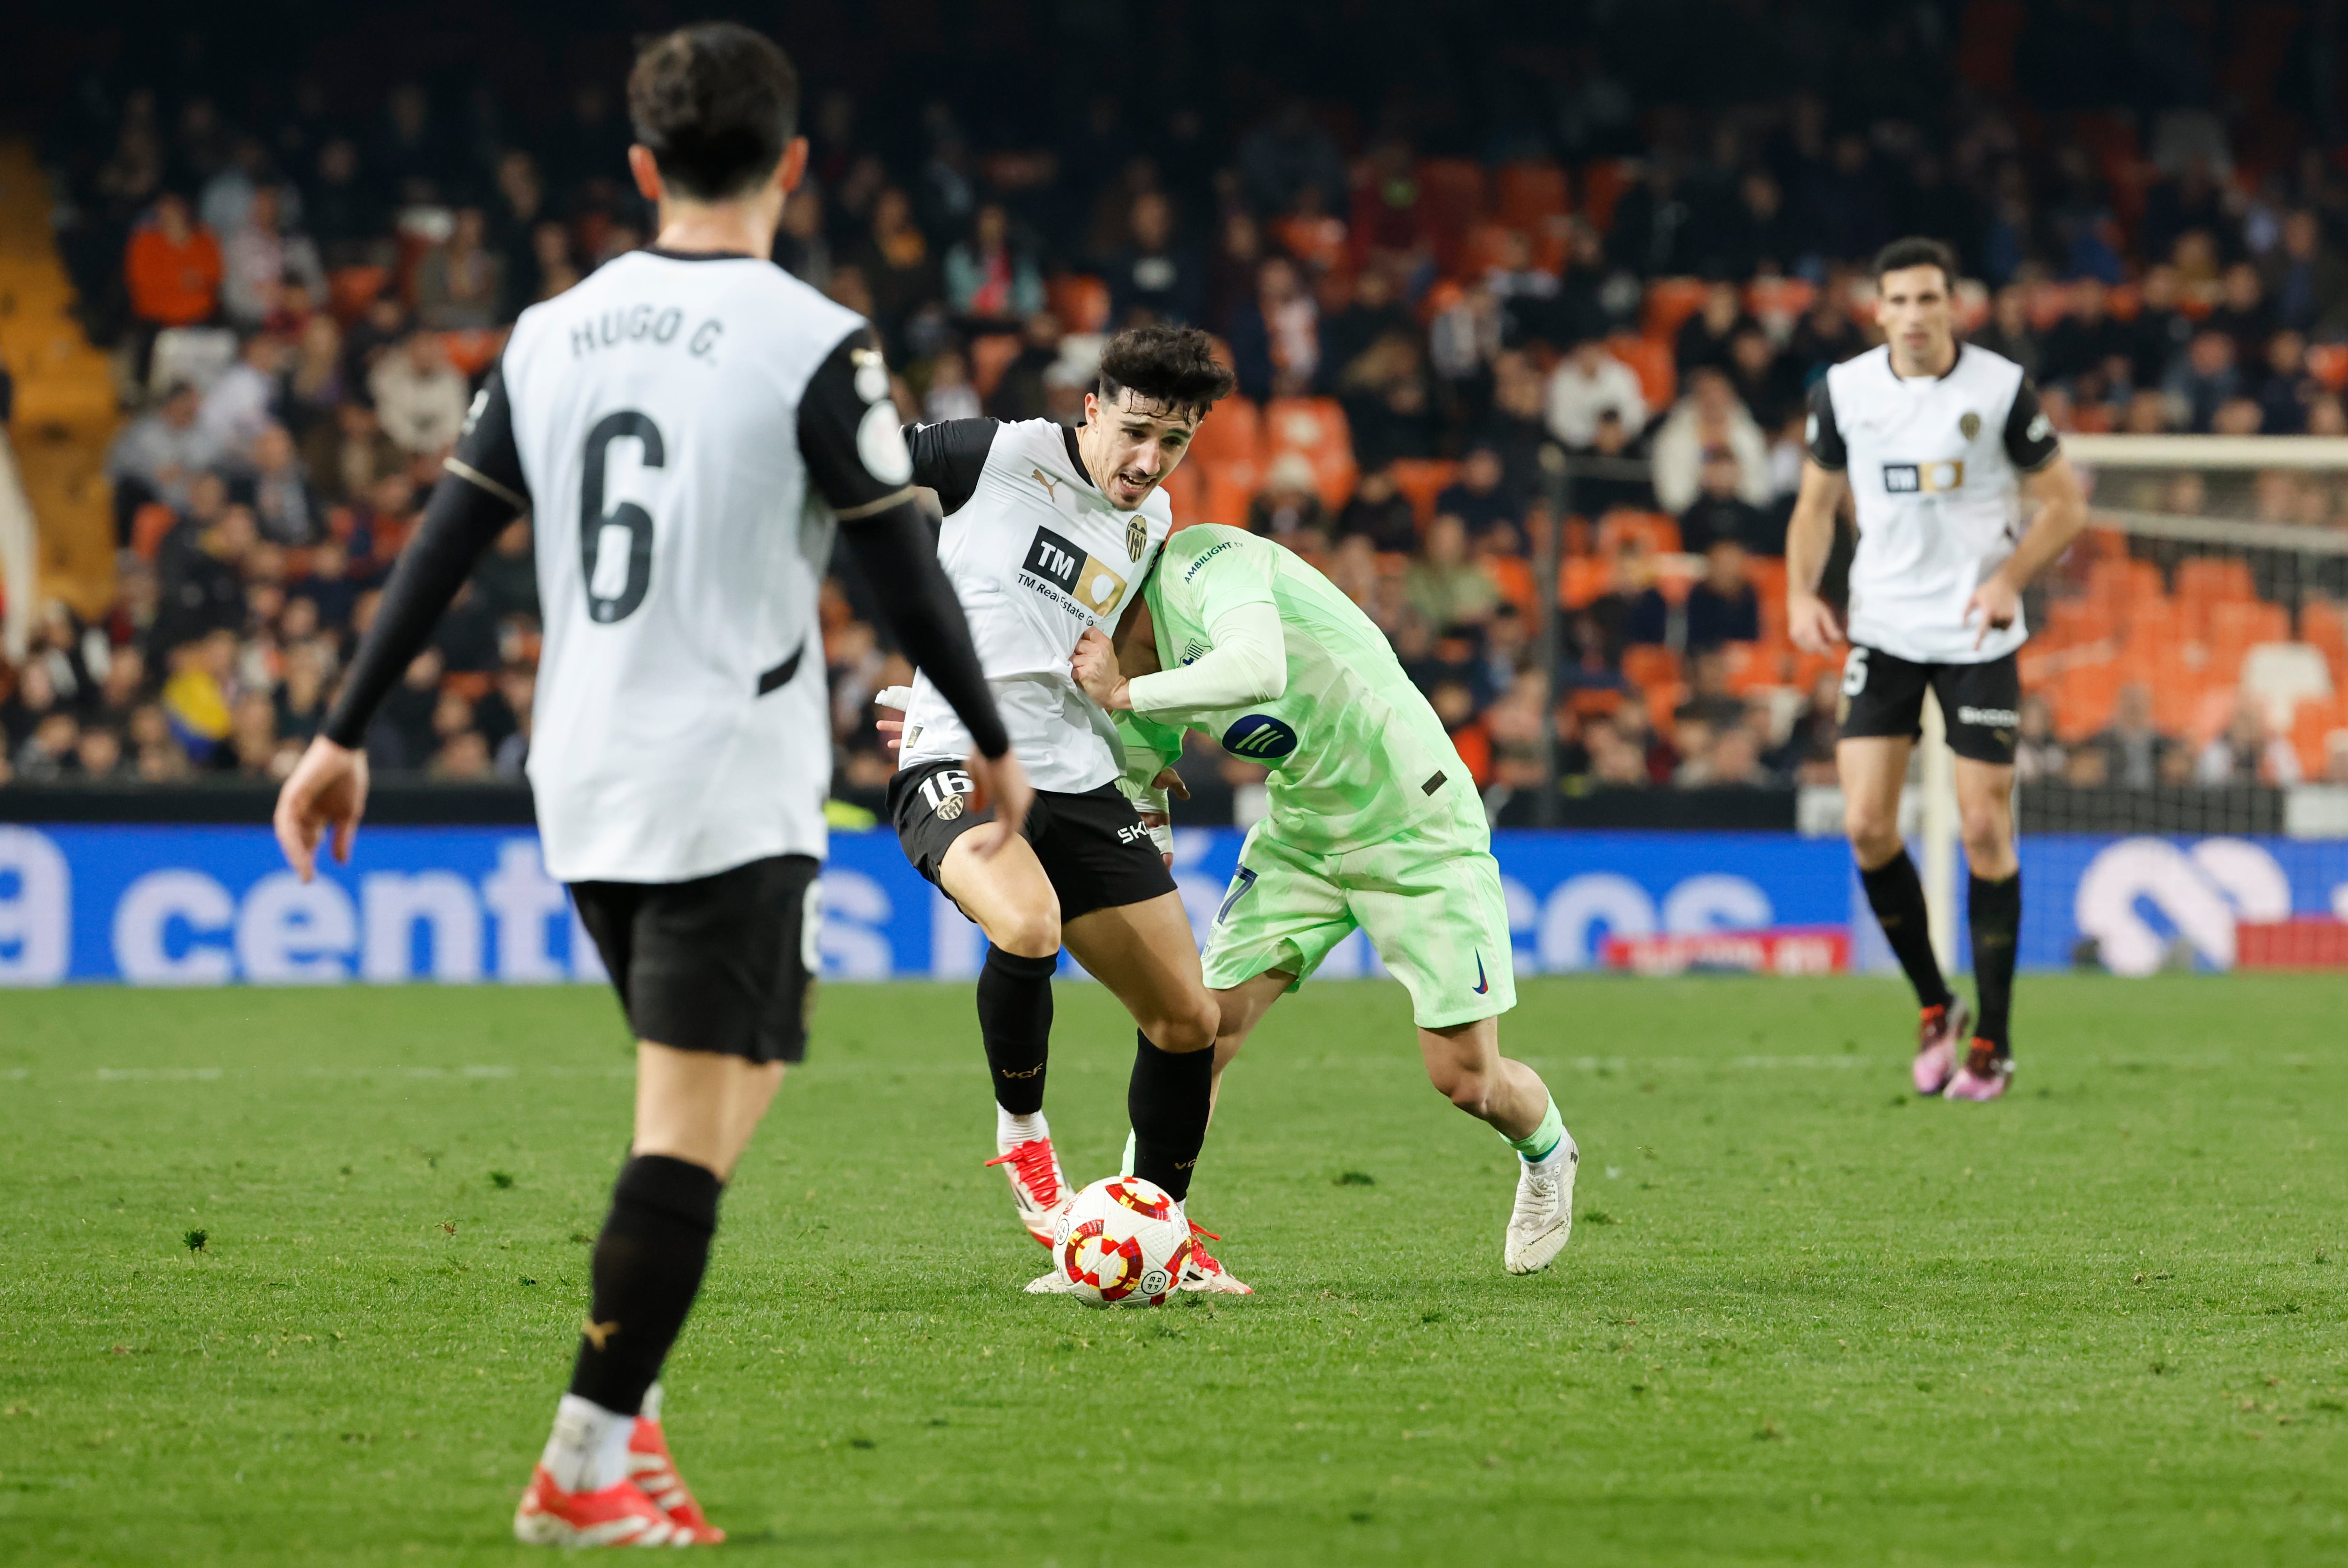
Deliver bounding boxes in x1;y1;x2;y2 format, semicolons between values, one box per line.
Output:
320;368;529;749
798;331;1010;759
1804;377;1847;471
903;417;1002;514
2002;377;2063;472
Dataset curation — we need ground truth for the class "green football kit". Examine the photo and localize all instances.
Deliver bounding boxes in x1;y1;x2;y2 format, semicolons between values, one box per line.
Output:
1116;525;1515;1029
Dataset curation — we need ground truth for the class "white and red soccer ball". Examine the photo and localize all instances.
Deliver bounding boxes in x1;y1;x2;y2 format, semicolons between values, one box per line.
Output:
1048;1176;1190;1308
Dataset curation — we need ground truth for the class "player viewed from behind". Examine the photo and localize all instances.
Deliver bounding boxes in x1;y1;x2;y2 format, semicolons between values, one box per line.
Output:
875;326;1247;1292
1784;236;2087;1102
1072;523;1580;1276
270;24;1025;1546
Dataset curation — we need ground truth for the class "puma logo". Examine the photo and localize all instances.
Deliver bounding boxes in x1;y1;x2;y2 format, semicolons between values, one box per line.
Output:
581;1318;620;1351
1032;467;1060;502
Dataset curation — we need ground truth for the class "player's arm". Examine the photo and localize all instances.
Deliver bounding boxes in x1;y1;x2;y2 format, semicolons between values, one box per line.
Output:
1073;548;1284;721
805;329;1029;849
1964;380;2085;648
274;364;531;880
902;417;1001;514
1785;378;1852;655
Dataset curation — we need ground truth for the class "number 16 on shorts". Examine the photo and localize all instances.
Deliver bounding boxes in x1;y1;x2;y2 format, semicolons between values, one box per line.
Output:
919;769;976;820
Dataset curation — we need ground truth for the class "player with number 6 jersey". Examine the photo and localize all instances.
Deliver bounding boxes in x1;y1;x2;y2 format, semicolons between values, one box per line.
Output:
268;23;1024;1546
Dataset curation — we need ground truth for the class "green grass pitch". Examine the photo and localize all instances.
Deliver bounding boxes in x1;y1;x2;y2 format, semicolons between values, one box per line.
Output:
3;974;2345;1566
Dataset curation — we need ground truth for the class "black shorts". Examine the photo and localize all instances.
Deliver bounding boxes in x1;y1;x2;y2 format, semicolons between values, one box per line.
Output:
1836;644;2022;765
888;759;1175;922
569;854;819;1065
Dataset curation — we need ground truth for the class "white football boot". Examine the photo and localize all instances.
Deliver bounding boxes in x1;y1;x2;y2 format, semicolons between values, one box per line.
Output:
1174;1213;1253;1295
985;1135;1073;1247
1504;1132;1578;1275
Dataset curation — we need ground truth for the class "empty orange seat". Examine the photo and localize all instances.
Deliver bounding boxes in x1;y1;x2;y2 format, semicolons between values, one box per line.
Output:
2174;557;2255;608
1560;556;1611;608
1260;397;1357;509
2300;599;2348;673
1579;159;1636;232
1459;222;1525;278
2207;599;2290;649
2044;596;2118;646
1199;459;1259;529
1046;273;1110;332
2292;693;2348;777
1598;509;1682;557
328;264;389;322
1641;278;1710;340
1483;554;1537;615
1389;458;1461;527
1496;162;1569;228
1606;334;1676;411
1719;641;1782;693
1187;394;1261;469
1622;644;1681;690
2307;344;2348;391
439;329;502;377
1158;462;1203;528
131;501;177;561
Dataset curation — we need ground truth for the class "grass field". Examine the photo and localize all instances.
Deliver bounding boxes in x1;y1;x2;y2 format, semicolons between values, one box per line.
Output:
3;974;2345;1566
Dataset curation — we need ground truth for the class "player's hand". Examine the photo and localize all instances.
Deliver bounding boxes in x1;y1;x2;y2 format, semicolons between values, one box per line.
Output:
1140;766;1187;867
273;737;369;883
874;685;912;756
1786;590;1844;654
1964;572;2020;649
1071;627;1131;711
962;748;1033;858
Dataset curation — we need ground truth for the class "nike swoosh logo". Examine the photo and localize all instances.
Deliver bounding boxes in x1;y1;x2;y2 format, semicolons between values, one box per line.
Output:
1473;952;1489;995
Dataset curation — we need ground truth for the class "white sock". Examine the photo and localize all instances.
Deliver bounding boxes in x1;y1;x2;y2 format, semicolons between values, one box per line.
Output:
997;1107;1048;1148
540;1393;637;1492
1120;1128;1136;1178
640;1382;664;1423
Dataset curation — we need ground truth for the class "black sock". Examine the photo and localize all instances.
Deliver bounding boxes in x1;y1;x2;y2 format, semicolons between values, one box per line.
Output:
1860;850;1953;1010
1968;872;2021;1055
568;1154;723;1415
1128;1030;1213;1204
977;945;1056;1115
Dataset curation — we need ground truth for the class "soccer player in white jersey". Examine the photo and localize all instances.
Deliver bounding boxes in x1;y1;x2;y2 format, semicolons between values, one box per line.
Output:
1785;237;2086;1102
874;326;1247;1293
270;25;1025;1546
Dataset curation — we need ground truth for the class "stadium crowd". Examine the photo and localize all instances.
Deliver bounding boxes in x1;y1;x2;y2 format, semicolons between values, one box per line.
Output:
7;7;2348;801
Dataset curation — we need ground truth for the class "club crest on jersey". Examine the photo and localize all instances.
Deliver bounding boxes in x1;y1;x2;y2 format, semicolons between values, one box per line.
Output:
1126;515;1148;561
1882;460;1963;494
1021;525;1127;616
1959;410;1982;441
1222;714;1298;760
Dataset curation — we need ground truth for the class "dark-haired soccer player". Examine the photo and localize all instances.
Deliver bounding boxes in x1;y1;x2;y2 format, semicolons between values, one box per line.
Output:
272;23;1024;1546
873;325;1250;1293
1785;237;2086;1101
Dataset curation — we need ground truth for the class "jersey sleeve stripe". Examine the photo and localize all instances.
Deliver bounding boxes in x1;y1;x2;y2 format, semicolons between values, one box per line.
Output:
833;484;918;522
444;456;529;513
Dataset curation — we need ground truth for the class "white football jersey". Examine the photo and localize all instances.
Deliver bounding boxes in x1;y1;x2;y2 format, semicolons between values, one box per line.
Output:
897;418;1173;793
1808;343;2060;664
499;251;873;883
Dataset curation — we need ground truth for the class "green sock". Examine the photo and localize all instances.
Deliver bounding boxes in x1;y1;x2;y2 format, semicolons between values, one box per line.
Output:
1120;1129;1136;1179
1506;1098;1565;1163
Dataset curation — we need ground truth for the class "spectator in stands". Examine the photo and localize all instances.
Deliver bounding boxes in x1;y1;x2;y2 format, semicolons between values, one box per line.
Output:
1684;540;1760;652
855;186;942;353
2256;332;2315;434
1320;267;1416;390
2163;330;2244;433
1106;191;1201;326
1553;220;1641;346
2013;695;2066;784
105;382;221;540
2263;210;2348;336
218;185;324;332
125;192;223;336
1673;279;1756;375
415;208;506;330
246;423;320;546
2040;279;2132;388
1339;334;1437;470
1486;230;1562;349
2130;265;2195;386
1337;464;1420;556
946;201;1044;324
369;332;469;455
1236;100;1348;220
2197;696;2300;786
1724;323;1801;431
2090;682;2172;789
1970;285;2041;378
1545;338;1647;449
1786;291;1865;379
1245;453;1330;545
922;349;982;422
1677;442;1773;557
1228;255;1318;400
2209;263;2273;366
1435;448;1517;541
1650;368;1770;513
151;500;254;658
986;310;1065;421
1404;515;1498;630
301;398;401;508
198;332;289;454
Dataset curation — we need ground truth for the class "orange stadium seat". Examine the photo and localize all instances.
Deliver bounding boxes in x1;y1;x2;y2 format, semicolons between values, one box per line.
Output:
2052;658;2124;741
1641;278;1710;340
1046;273;1110;332
328;264;389;322
1578;159;1635;232
1719;641;1781;694
1158;462;1202;529
1746;276;1816;329
1622;644;1681;691
1597;509;1681;557
1460;223;1524;278
2307;344;2348;391
1416;158;1489;270
439;329;502;377
1199;460;1258;529
1388;458;1460;527
1560;556;1611;609
1187;393;1261;469
2293;694;2348;777
1495;162;1569;229
1529;213;1573;275
1607;335;1676;411
1483;553;1537;615
2302;599;2348;674
1260;397;1357;509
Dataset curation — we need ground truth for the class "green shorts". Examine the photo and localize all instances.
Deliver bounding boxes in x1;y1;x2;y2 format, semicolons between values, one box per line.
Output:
1200;808;1516;1030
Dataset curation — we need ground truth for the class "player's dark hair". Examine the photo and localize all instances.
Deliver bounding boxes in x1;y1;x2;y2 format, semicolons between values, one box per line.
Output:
1097;324;1236;422
626;23;799;201
1873;236;1961;291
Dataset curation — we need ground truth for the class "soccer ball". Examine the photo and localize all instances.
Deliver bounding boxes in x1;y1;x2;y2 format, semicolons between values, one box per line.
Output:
1047;1175;1191;1308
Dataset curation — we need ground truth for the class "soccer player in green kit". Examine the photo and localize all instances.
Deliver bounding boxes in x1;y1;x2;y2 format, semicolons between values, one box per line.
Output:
1070;523;1578;1274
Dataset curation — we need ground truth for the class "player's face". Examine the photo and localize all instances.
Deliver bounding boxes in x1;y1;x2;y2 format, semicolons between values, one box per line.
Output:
1875;264;1956;368
1082;388;1200;510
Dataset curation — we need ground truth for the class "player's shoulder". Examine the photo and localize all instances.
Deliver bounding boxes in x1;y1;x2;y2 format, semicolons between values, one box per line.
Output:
1950;341;2029;398
1823;345;1893;398
1162;523;1258;579
989;417;1077;464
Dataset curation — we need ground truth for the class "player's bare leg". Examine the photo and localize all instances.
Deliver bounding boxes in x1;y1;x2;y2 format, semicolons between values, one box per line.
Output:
517;1044;776;1546
1415;1016;1578;1274
1947;757;2021;1101
1840;735;1969;1094
936;831;1075;1243
1061;893;1240;1292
